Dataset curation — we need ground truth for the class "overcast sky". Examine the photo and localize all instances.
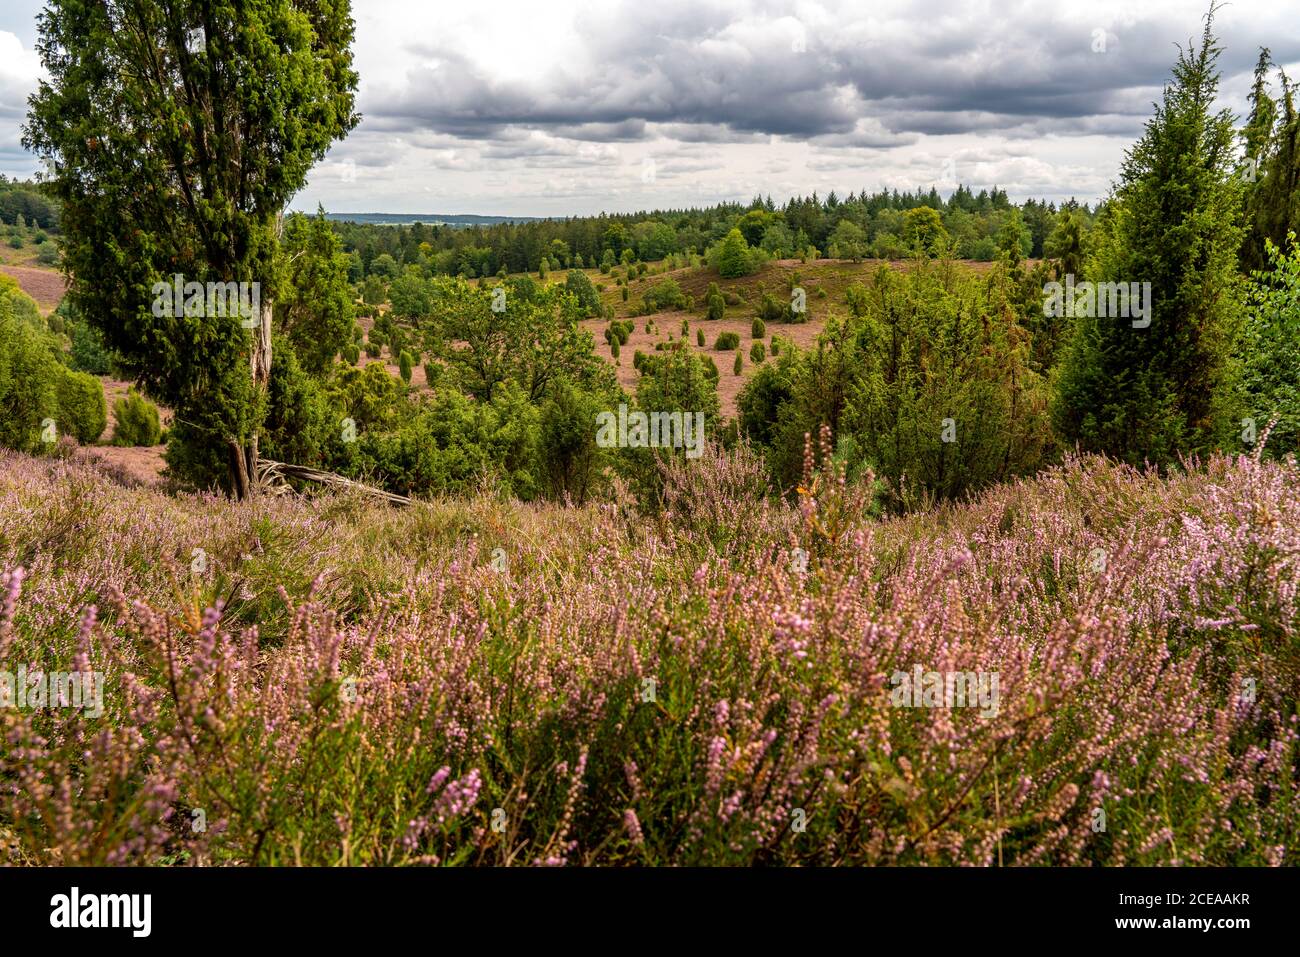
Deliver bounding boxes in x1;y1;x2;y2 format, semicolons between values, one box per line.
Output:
2;0;1298;217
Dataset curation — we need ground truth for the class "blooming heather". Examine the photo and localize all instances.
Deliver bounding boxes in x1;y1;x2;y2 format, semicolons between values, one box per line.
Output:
0;445;1296;866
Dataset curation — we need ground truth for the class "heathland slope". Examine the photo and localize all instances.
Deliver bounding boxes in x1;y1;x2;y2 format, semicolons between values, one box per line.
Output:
1;446;1296;865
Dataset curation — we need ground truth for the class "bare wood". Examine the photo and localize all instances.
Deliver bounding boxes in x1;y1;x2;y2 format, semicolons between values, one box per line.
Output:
255;458;412;506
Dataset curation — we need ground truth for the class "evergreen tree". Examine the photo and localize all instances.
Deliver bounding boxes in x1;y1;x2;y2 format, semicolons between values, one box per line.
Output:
1054;9;1245;466
24;0;358;494
1241;51;1300;271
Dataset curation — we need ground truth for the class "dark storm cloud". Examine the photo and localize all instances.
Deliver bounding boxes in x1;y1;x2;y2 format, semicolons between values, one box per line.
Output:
365;0;1300;154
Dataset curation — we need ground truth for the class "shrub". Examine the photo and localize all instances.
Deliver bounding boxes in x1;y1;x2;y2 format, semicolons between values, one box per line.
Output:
399;350;414;384
564;269;602;317
112;388;162;447
750;342;766;364
697;328;705;347
640;278;687;313
714;331;740;350
751;318;766;339
55;369;107;444
0;277;60;452
755;292;790;324
733;350;743;375
705;282;725;321
69;316;113;375
709;228;764;278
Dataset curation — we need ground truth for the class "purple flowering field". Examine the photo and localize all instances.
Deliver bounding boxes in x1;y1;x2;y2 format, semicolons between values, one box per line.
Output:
2;436;1296;866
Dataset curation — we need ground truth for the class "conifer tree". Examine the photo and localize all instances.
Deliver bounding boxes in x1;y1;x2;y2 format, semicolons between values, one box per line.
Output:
1054;8;1244;466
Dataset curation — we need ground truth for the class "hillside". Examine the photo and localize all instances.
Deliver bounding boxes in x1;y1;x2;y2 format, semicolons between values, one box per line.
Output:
2;445;1297;865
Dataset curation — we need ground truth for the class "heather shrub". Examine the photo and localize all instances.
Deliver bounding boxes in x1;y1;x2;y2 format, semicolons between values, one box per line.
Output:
1;449;1297;865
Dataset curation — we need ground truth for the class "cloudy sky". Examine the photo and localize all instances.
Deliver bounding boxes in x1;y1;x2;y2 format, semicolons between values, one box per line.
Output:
2;0;1298;216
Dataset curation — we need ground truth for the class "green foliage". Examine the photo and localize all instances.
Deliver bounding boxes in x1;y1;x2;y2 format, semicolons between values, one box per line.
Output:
705;282;726;321
112;388;161;447
714;331;740;350
624;348;722;505
345;384;541;500
277;209;356;376
369;254;399;279
326;362;407;434
564;269;602;317
66;310;114;376
55;369;106;444
389;268;434;321
0;277;60;452
1239;233;1300;456
828;219;868;261
640;278;687;313
750;341;765;364
1044;208;1088;280
399;350;414;384
733;349;743;375
1240;49;1300;271
1054;11;1245;467
755;291;795;324
901;207;948;257
696;328;705;347
361;276;386;306
261;337;335;468
24;0;359;491
742;264;1052;503
427;277;614;403
710;228;764;278
538;380;610;503
751;318;766;339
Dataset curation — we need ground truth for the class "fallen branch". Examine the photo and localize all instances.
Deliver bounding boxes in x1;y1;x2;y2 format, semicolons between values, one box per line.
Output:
255;459;412;506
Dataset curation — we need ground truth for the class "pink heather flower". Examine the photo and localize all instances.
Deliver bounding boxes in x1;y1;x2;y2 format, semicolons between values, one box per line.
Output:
432;769;482;823
623;809;645;846
426;766;451;795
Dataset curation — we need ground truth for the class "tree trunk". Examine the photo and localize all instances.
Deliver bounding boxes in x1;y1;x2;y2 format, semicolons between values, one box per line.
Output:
230;439;250;500
233;212;280;500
